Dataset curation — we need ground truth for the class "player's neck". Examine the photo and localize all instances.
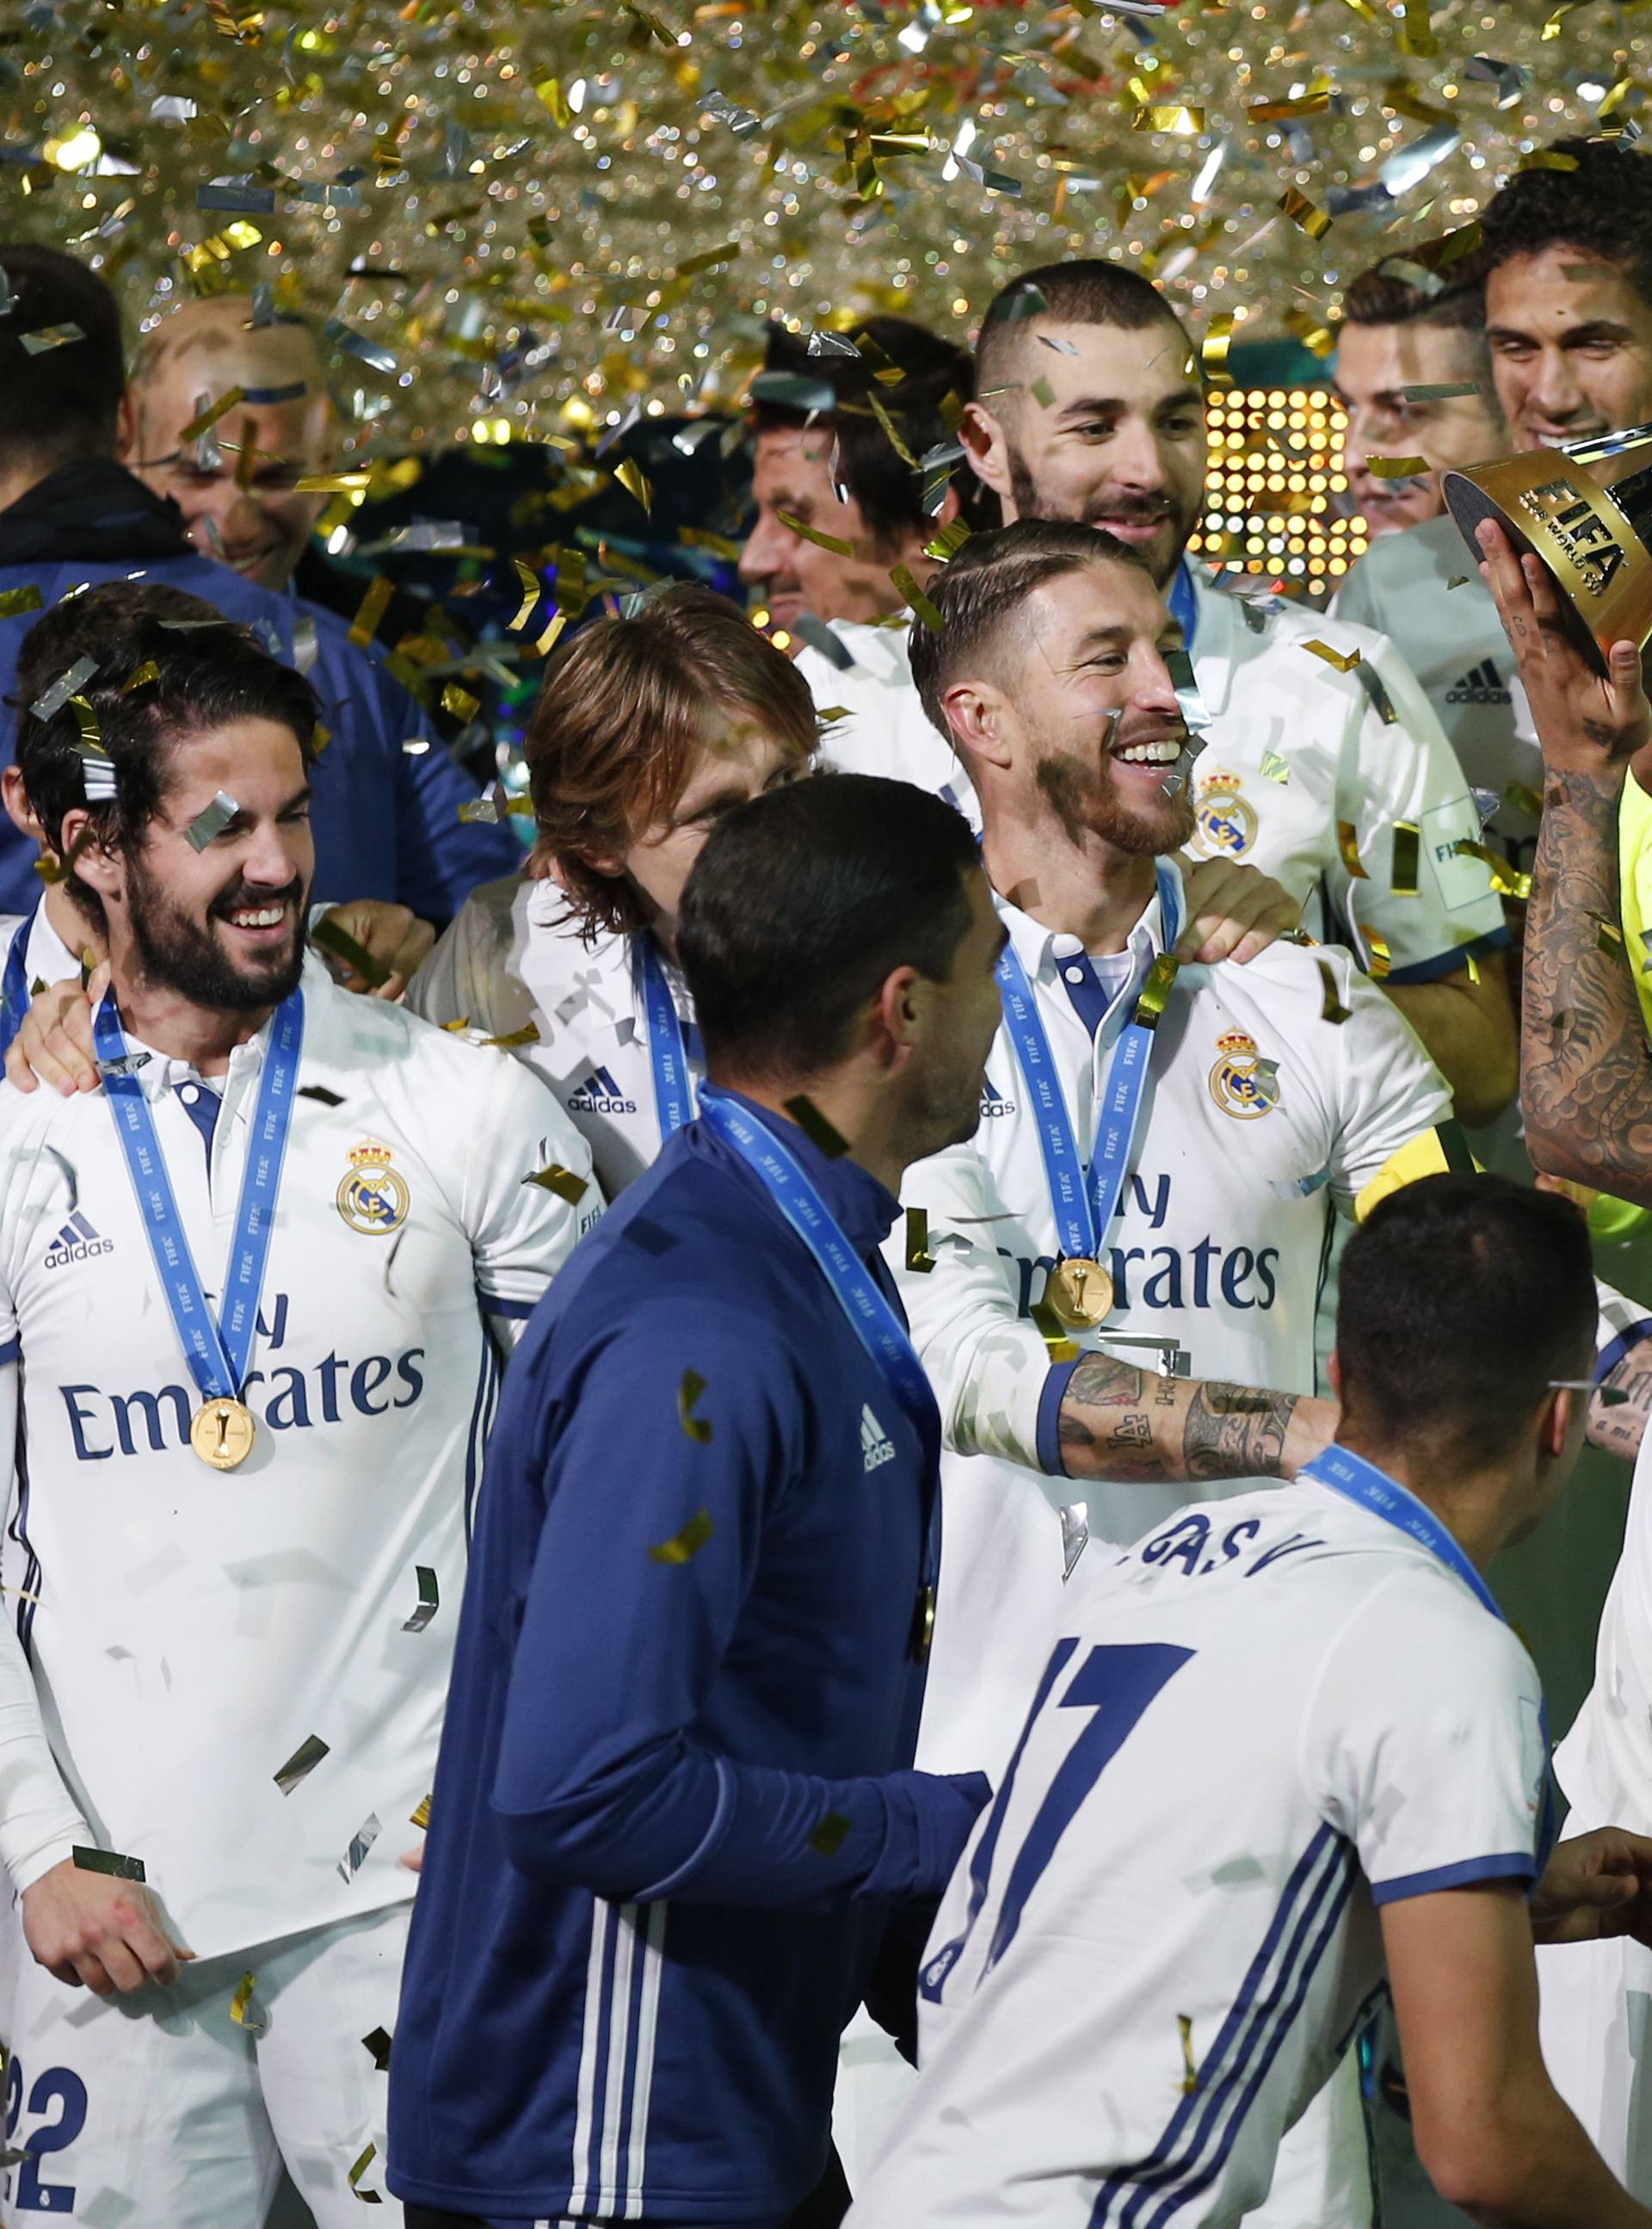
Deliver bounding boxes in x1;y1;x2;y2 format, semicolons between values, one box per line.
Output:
722;1072;909;1198
41;880;101;962
1333;1433;1519;1572
982;815;1158;956
110;962;274;1080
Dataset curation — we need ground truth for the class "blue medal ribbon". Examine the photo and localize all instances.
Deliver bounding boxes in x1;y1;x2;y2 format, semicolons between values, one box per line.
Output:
995;862;1182;1264
636;933;695;1144
0;911;34;1062
699;1090;937;1442
93;989;305;1407
1302;1442;1556;1870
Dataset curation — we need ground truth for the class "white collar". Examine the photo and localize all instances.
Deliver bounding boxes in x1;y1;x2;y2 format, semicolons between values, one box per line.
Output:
993;857;1181;982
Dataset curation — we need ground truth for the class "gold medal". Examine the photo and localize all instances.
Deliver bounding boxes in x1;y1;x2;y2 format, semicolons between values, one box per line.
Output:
1046;1257;1114;1329
189;1398;256;1472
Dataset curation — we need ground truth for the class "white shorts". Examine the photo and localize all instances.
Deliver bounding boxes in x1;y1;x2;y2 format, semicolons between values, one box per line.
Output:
0;1899;409;2227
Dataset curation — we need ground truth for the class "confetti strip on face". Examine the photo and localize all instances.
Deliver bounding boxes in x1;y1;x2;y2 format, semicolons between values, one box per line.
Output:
401;1566;440;1633
184;791;241;852
73;1845;145;1882
1336;822;1369;880
1390;822;1420;897
678;1368;713;1443
650;1508;714;1565
177;387;247;443
273;1733;331;1795
1318;960;1353;1024
905;1207;937;1274
1363;454;1430;479
778;511;855;559
310;915;394;989
1396;382;1482;402
230;1971;266;2031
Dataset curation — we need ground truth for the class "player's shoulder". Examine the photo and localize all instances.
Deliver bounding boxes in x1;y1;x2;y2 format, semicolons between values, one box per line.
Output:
1329;1544;1535;1697
306;965;563;1124
1198;932;1371;1028
800;618;915;699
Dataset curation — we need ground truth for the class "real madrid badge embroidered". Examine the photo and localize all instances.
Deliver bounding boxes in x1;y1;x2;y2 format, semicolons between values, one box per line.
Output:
1209;1029;1281;1121
1194;769;1258;860
336;1139;410;1235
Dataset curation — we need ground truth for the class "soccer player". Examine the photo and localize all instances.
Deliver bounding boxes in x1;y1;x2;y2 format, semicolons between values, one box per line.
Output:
792;258;1518;1127
849;1174;1652;2229
0;242;519;922
388;773;1005;2228
1476;516;1652;2188
737;317;971;645
1334;262;1506;538
0;580;600;2222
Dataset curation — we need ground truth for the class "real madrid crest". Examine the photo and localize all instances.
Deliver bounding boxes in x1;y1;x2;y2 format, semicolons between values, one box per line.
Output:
336;1138;410;1236
1209;1029;1281;1121
1194;769;1258;860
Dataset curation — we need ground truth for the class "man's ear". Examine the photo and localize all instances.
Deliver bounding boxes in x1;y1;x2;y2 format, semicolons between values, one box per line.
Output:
1538;1382;1575;1462
57;807;122;900
963;400;1015;508
1;766;42;846
114;388;138;465
941;679;1014;771
1326;1349;1344;1404
871;961;925;1070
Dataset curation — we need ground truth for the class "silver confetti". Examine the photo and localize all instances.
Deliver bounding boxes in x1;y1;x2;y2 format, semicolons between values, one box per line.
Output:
184;791;240;851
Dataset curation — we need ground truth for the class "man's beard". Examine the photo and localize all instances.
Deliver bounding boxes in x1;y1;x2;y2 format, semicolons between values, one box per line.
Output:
127;856;307;1013
1036;747;1196;857
1005;438;1197;587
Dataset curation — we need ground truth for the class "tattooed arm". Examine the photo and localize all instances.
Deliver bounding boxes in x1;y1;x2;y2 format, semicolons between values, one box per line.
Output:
1590;1342;1652;1462
1476;520;1652;1197
1057;1352;1335;1484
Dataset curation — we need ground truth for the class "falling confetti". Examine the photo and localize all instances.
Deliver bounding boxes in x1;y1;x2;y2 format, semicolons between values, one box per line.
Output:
273;1733;331;1795
401;1566;440;1633
677;1369;713;1443
650;1508;715;1565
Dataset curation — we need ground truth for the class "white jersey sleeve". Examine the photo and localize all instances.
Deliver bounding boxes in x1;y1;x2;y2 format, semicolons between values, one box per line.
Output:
405;873;521;1037
453;1034;606;1344
1317;952;1454;1213
895;1140;1052;1473
0;1280;92;1894
1328;624;1507;980
1304;1568;1547;1902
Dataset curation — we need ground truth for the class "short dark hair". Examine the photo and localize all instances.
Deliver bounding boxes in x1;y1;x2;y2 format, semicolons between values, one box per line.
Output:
13;580;318;932
1341;263;1488;339
1480;137;1652;312
908;517;1153;740
1337;1174;1597;1463
752;317;972;550
525;583;818;939
0;244;126;476
677;771;980;1084
976;259;1184;406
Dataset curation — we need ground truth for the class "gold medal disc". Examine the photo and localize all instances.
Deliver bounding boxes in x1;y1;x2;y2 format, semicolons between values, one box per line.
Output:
1046;1257;1114;1329
190;1398;256;1472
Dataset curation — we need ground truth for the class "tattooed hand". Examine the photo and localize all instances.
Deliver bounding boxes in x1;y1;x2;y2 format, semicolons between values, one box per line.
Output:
1057;1354;1334;1485
1476;517;1649;777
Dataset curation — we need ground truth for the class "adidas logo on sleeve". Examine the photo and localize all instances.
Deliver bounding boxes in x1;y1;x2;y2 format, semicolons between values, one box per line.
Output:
860;1404;897;1472
1446;658;1512;707
43;1212;114;1270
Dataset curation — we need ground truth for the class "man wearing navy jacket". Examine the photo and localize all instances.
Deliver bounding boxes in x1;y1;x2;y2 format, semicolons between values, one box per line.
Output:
388;775;1007;2227
0;243;517;924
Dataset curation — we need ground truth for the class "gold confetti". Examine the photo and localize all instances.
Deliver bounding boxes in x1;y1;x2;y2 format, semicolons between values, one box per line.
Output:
1363;455;1429;479
670;239;741;278
1179;2013;1199;2094
891;565;945;634
120;659;160;695
1304;639;1362;675
1366;933;1392;982
1337;822;1370;880
1133;952;1181;1029
410;1794;432;1831
1132;104;1206;133
1505;781;1544;820
867;392;920;468
1396;0;1437;55
479;1022;541;1050
1030;1300;1081;1362
923;518;971;565
535;76;570;125
650;1508;714;1565
778;511;854;559
0;586;44;619
348;2142;383;2204
310;915;393;989
509;559;541;633
526;1162;589;1204
72;1846;145;1882
231;1971;265;2031
1518;147;1580;169
678;1368;712;1443
1452;839;1532;900
177;386;245;442
1318;960;1353;1024
535;610;570;658
348;577;395;651
614;457;653;515
1201;313;1236;388
1030;374;1058;410
1278;187;1332;240
810;1812;852;1856
1391;822;1420;897
905;1207;936;1274
361;2027;393;2072
1248;93;1330;120
1599;917;1626;955
1259;750;1290;784
784;1094;852;1158
273;1734;331;1795
441;684;481;723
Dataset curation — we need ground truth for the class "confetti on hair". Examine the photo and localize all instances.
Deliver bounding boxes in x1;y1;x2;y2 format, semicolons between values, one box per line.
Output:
650;1507;714;1564
73;1845;145;1882
677;1368;712;1442
30;654;100;724
120;659;160;695
19;324;85;355
273;1733;331;1795
905;1207;936;1274
401;1566;440;1633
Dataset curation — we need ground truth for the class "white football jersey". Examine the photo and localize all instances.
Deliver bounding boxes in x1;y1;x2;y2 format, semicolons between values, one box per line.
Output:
794;568;1507;979
407;872;696;1201
0;962;601;1958
847;1479;1549;2229
1558;1421;1652;1839
896;866;1452;1775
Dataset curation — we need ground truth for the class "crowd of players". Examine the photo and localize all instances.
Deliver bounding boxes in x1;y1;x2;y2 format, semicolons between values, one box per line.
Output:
0;127;1650;2229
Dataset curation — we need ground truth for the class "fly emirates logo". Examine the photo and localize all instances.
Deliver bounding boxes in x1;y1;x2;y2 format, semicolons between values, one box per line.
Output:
55;1292;428;1461
1001;1173;1283;1317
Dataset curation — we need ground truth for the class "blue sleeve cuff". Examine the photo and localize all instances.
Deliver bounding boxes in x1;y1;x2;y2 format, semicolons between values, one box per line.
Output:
0;1337;17;1368
1598;1318;1652;1381
1369;1850;1536;1905
481;1293;536;1321
1035;1358;1083;1478
1384;925;1512;988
